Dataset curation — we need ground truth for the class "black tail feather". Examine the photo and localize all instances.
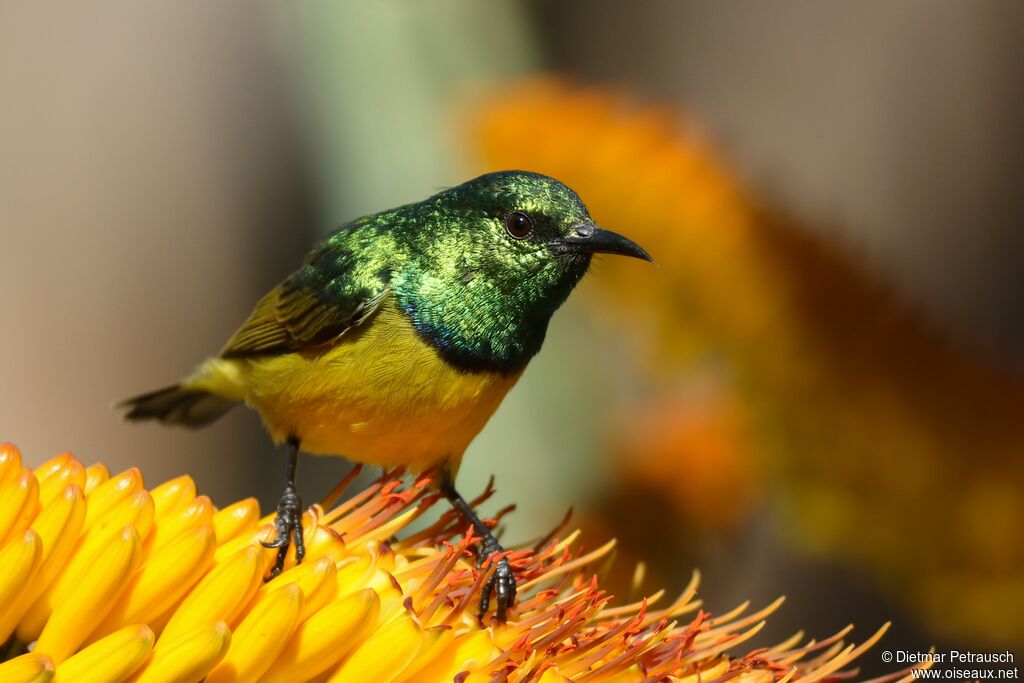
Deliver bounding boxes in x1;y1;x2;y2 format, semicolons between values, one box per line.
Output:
118;384;236;428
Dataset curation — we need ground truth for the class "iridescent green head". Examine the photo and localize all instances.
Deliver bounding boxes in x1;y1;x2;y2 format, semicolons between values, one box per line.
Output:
386;171;652;374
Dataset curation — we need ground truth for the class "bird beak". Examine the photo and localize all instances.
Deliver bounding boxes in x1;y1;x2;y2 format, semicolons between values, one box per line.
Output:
554;223;654;263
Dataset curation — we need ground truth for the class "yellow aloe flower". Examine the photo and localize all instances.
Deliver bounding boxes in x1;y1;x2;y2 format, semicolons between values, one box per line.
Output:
0;443;918;682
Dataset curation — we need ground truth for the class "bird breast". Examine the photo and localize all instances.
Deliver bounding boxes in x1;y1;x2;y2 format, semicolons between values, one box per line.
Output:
231;298;522;472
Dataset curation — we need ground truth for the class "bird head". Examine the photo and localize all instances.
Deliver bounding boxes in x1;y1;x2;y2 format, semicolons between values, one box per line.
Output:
397;170;652;373
432;170;652;279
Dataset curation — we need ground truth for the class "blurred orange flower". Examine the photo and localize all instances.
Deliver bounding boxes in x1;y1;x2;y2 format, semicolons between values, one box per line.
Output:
466;78;1024;645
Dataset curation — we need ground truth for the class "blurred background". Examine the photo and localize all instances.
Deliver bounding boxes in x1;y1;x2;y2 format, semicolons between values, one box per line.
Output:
3;0;1022;667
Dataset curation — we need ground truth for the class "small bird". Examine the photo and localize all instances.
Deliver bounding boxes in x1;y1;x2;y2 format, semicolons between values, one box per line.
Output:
120;170;652;618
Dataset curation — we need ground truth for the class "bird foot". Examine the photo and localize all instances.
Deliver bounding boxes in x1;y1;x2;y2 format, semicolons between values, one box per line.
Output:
478;540;517;621
261;484;305;579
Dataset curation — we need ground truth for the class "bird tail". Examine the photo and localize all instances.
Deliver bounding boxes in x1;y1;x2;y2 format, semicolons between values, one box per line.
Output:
119;384;237;428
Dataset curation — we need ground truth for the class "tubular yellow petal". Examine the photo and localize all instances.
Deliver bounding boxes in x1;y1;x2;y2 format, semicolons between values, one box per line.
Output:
205;583;303;683
261;588;380;683
404;629;498;683
211;497;259;545
90;526;216;641
301;522;347;564
32;452;72;482
242;555;337;625
391;627;455;683
54;625;154;683
326;612;424;683
83;468;143;529
333;555;374;595
35;526;143;665
78;489;155;543
130;621;231;683
98;489;155;541
83;463;109;495
0;470;40;547
291;555;339;621
537;669;574;683
160;544;264;644
143;495;213;558
0;652;55;683
0;485;84;643
31;486;87;575
20;490;156;642
359;569;406;622
212;528;259;565
147;475;196;520
212;524;276;568
0;442;23;487
0;531;43;635
37;460;85;507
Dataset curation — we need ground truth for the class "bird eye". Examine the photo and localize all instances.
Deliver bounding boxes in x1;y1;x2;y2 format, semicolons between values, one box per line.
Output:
504;211;533;240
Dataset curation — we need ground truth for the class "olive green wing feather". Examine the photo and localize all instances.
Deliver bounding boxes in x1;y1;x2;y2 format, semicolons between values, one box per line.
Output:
221;244;389;358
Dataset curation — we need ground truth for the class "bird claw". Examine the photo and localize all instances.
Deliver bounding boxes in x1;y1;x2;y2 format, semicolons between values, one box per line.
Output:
478;543;517;621
261;485;304;579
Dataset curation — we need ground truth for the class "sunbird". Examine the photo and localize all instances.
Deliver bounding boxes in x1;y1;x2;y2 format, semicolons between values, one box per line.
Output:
120;171;652;618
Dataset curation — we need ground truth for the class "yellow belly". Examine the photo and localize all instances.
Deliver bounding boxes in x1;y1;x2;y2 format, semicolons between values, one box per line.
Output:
190;299;521;475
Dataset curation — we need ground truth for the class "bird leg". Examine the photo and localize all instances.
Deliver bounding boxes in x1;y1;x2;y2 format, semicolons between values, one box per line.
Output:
440;478;517;621
261;437;305;579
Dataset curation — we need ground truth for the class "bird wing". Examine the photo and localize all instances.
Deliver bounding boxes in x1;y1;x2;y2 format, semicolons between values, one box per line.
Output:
220;246;390;358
